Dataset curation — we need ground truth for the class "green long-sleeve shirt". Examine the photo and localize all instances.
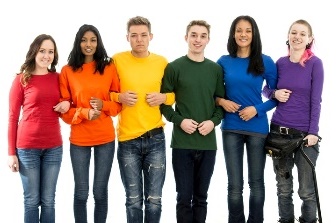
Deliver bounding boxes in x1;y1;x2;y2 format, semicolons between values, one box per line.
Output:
160;55;225;150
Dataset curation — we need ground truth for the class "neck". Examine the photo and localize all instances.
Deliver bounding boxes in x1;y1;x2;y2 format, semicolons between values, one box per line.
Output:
33;67;49;75
131;50;150;58
187;51;204;62
237;47;250;58
289;49;304;63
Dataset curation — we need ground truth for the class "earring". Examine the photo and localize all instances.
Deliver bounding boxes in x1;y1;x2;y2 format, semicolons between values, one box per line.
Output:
286;40;289;45
306;42;312;49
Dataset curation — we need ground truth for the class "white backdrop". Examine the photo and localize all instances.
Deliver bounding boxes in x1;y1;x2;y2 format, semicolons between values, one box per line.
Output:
1;0;334;222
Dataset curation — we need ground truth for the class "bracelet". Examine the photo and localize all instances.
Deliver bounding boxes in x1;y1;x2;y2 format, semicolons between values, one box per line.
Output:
272;90;277;99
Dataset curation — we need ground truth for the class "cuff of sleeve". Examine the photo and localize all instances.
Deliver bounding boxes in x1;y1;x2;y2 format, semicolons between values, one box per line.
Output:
164;92;175;105
110;92;120;103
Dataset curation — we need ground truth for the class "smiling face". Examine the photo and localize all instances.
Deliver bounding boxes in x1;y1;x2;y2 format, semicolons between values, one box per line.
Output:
234;19;253;49
35;39;55;73
288;23;312;51
185;25;209;56
80;31;97;62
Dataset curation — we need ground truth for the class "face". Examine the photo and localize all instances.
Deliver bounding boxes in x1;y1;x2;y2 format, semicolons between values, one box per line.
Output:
288;23;312;51
127;25;153;57
35;39;55;71
234;20;253;49
80;31;97;62
185;25;209;55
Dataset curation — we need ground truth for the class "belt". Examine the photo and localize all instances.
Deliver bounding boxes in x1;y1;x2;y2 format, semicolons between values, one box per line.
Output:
139;127;163;138
270;124;307;135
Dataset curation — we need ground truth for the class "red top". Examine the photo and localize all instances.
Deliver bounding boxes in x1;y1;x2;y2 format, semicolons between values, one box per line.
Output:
8;73;63;155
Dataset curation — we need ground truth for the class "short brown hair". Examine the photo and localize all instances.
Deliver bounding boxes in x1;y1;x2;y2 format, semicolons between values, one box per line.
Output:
186;20;211;36
127;16;151;33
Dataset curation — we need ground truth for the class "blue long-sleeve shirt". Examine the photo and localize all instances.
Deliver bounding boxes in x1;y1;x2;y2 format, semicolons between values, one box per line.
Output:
263;56;324;135
217;54;277;135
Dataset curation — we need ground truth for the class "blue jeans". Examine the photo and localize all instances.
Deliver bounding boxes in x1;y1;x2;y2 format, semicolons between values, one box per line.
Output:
117;132;166;223
70;141;115;223
17;146;63;223
273;144;319;223
172;148;216;223
222;131;266;223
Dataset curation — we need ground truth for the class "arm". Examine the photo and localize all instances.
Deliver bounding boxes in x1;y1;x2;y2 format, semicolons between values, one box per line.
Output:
255;56;279;115
58;67;93;124
160;64;185;125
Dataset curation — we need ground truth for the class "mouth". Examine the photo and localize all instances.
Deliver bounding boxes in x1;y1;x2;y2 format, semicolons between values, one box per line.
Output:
85;48;93;53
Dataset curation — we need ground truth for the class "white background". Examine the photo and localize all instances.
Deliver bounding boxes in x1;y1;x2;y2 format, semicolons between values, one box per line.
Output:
1;0;334;222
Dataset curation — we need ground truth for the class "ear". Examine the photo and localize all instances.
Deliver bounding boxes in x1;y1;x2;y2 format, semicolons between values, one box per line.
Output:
126;34;130;42
149;33;153;41
184;35;188;42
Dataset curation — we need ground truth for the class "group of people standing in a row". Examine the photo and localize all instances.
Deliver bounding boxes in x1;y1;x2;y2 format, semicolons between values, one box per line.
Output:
7;14;324;223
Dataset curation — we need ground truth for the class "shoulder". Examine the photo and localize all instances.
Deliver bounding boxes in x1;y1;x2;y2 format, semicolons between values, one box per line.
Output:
261;54;276;64
112;51;130;60
309;55;323;64
149;52;169;64
217;55;233;66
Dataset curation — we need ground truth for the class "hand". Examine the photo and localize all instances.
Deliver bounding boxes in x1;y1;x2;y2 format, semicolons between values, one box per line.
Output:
217;98;241;113
88;109;101;120
198;120;214;136
180;119;199;134
304;134;319;147
90;97;103;111
8;155;19;172
275;89;292;102
238;106;257;121
53;101;70;113
146;92;166;106
119;91;138;106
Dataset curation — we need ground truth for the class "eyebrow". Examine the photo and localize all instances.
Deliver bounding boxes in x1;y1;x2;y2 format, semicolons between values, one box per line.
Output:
191;31;208;35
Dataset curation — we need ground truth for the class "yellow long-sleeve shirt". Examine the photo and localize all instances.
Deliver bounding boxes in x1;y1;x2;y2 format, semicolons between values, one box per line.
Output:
110;51;173;141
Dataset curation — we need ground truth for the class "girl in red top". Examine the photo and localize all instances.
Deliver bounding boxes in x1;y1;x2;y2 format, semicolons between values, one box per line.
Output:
7;34;70;223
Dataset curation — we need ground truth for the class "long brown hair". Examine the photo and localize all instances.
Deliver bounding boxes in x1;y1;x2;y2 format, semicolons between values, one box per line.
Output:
19;34;58;86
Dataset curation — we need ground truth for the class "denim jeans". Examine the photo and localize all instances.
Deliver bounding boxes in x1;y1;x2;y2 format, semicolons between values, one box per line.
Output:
222;131;266;223
117;132;166;223
70;141;115;223
273;144;319;223
17;146;63;223
172;148;216;223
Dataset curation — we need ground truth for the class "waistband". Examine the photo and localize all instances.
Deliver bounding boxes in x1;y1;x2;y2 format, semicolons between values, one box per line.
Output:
139;127;163;138
270;124;307;135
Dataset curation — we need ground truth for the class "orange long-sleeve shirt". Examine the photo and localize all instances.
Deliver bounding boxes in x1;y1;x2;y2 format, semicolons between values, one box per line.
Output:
59;61;121;146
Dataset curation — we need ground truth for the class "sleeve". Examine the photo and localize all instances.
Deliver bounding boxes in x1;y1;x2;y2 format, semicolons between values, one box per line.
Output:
164;92;175;105
309;58;324;135
255;56;278;116
59;67;90;125
210;67;225;126
8;75;23;155
101;64;121;117
160;64;184;125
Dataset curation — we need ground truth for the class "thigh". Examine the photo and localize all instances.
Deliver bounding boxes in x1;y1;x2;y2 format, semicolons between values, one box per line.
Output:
17;149;41;199
222;132;245;185
143;133;166;196
93;141;115;187
41;146;63;198
246;135;266;180
194;150;216;193
172;148;194;196
117;139;143;196
295;144;319;189
70;144;91;187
